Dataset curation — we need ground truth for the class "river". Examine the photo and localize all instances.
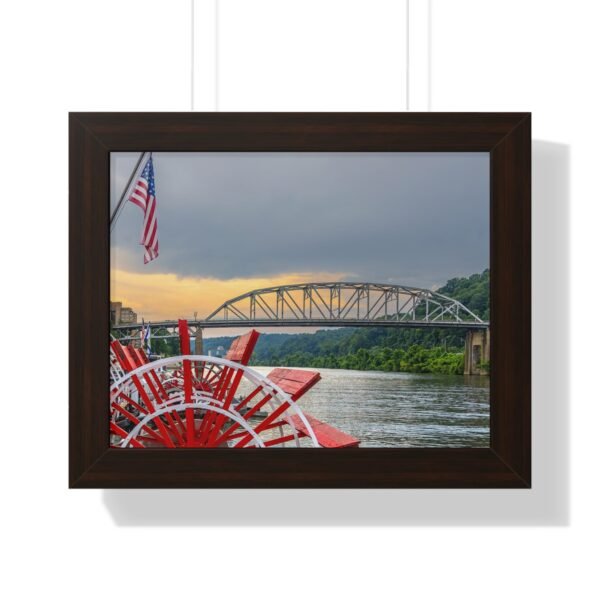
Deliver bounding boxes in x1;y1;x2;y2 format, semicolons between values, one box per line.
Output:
251;366;490;448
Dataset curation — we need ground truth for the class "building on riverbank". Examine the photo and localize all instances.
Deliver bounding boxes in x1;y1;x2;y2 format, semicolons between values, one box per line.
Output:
110;301;137;325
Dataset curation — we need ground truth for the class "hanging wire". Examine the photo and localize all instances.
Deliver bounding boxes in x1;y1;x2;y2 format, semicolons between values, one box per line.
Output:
191;0;195;110
215;0;219;111
406;0;410;110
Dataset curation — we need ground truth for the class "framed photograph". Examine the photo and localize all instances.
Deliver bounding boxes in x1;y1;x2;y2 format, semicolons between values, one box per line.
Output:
69;112;530;488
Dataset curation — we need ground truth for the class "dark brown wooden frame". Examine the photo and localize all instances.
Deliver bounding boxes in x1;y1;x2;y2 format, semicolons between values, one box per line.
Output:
69;112;530;488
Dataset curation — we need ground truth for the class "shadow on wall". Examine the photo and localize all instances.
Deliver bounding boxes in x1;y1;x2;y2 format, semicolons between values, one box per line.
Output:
102;141;570;526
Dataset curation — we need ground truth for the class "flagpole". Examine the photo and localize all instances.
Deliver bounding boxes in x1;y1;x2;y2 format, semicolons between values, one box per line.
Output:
110;151;148;232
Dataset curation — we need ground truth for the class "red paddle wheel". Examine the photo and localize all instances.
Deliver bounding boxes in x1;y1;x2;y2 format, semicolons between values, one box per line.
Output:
110;320;360;449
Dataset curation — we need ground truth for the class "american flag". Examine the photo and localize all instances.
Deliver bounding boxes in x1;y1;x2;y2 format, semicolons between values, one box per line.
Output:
128;155;159;264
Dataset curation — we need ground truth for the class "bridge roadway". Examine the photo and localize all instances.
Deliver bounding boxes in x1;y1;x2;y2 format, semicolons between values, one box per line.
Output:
113;318;489;336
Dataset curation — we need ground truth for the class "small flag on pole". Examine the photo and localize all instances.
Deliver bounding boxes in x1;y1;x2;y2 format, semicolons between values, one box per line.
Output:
143;323;151;354
139;319;151;354
128;155;159;264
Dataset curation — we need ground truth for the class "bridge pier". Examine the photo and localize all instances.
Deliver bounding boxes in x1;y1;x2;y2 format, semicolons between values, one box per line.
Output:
464;328;490;375
194;328;203;354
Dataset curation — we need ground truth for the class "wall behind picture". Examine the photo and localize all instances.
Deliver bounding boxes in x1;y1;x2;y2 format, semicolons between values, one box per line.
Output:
1;1;596;599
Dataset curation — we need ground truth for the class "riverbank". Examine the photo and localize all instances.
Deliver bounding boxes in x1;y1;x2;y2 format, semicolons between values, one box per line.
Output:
251;345;468;375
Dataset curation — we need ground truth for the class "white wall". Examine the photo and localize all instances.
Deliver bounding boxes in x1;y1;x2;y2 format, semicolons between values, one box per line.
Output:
1;1;597;598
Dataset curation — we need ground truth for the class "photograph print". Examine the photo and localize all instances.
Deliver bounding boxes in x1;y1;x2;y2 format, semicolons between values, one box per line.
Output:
110;151;490;449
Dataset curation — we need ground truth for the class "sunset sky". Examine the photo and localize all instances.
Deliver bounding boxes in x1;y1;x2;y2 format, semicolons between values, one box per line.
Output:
111;152;489;335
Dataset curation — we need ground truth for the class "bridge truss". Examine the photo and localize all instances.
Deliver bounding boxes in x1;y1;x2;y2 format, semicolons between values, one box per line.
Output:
112;282;487;341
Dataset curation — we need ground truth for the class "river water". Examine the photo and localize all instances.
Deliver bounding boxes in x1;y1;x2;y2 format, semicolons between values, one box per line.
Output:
251;366;490;448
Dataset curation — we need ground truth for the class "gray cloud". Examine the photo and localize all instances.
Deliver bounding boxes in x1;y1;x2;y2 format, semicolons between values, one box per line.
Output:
111;152;488;289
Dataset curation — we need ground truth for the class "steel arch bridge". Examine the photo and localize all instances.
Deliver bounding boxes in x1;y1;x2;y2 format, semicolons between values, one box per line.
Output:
112;282;488;341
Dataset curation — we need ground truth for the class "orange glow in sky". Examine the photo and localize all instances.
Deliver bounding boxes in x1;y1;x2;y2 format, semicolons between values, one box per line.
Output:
111;269;348;322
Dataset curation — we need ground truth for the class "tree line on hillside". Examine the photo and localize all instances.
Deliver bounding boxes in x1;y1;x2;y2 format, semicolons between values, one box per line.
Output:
251;346;465;375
